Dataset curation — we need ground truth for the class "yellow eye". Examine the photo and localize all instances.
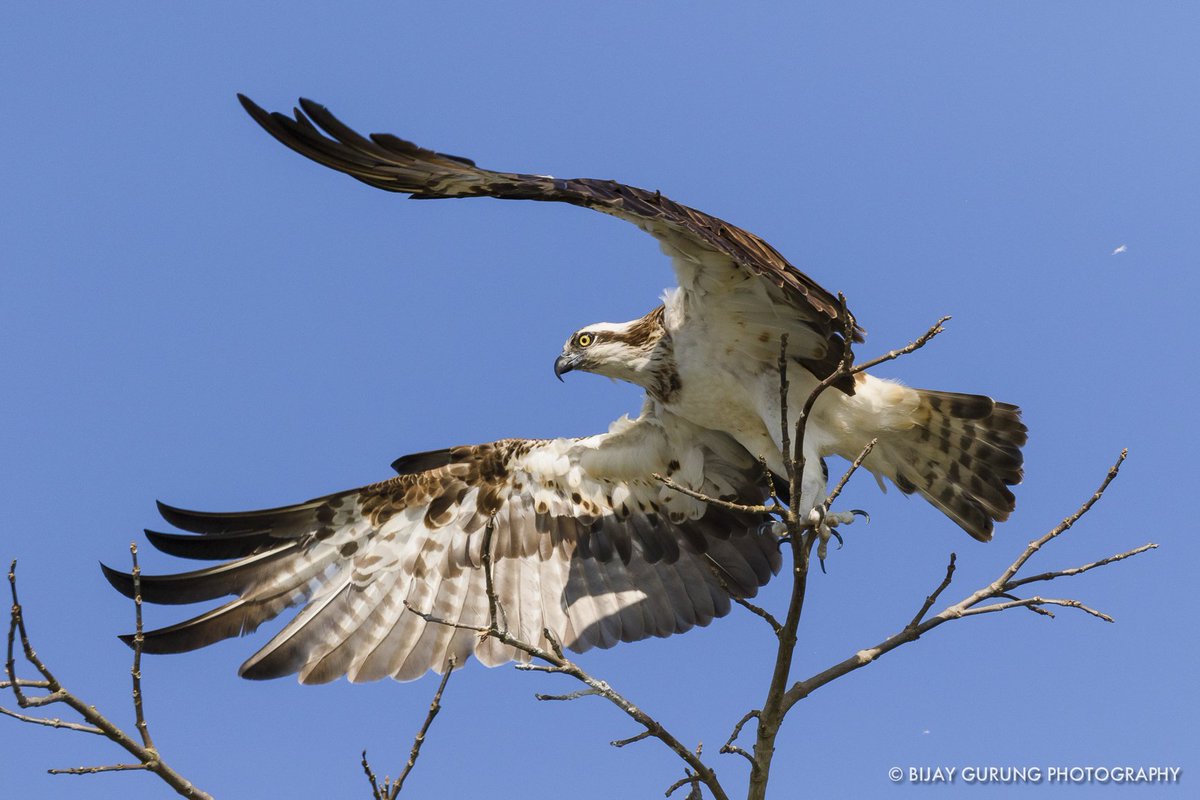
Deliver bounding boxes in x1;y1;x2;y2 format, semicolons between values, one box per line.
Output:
575;332;594;348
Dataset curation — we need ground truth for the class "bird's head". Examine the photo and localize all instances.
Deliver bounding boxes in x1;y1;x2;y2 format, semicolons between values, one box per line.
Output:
554;307;669;389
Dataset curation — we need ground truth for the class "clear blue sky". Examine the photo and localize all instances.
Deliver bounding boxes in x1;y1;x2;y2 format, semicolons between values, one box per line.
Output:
3;3;1195;798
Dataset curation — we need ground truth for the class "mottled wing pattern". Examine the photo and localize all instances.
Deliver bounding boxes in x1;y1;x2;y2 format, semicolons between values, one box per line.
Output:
238;95;861;384
104;410;780;684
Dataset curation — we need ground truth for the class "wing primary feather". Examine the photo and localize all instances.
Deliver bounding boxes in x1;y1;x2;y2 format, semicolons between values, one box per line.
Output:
156;496;345;535
142;528;272;560
102;544;300;605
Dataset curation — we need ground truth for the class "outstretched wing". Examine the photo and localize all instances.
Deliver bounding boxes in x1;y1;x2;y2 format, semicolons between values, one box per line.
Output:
104;409;779;684
238;95;862;385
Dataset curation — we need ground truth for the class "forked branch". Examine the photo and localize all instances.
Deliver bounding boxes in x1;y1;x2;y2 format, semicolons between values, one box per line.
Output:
3;550;212;799
778;450;1155;716
362;656;455;800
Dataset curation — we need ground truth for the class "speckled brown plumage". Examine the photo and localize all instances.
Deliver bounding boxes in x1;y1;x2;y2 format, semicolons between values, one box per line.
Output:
104;414;782;683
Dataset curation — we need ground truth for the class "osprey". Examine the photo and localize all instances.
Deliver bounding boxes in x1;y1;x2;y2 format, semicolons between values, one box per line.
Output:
104;97;1026;684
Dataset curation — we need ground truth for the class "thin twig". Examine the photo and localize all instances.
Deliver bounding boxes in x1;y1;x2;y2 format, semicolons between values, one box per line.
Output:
403;602;485;634
536;688;601;702
908;553;957;629
665;772;703;798
996;449;1127;587
731;596;783;635
652;473;775;516
849;316;950;376
1005;542;1158;591
130;544;155;752
0;706;104;734
701;558;783;635
481;518;507;636
513;663;570;674
611;730;652;748
48;763;150;776
759;457;780;505
719;710;760;771
389;658;455;799
959;596;1114;623
361;750;383;800
777;333;794;489
824;439;877;508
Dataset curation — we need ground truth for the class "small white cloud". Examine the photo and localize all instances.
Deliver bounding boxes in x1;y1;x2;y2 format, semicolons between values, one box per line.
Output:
1111;244;1128;255
922;729;931;735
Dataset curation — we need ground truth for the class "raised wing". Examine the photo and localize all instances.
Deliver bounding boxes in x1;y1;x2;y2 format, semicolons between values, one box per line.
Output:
104;409;779;684
238;95;862;384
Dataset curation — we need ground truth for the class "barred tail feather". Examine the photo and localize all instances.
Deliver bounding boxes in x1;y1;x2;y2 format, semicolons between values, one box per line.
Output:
869;388;1027;541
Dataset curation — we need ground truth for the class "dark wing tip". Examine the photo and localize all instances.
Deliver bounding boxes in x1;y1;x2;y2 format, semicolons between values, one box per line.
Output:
100;561;136;599
156;500;266;535
391;447;456;475
297;96;327;119
156;500;209;532
143;527;275;561
236;93;273;125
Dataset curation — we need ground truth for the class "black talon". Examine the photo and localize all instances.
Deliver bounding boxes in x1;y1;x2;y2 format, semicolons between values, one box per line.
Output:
831;529;844;549
851;509;870;523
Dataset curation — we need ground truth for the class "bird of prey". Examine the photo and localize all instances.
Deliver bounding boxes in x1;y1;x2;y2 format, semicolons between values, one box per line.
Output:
104;96;1027;685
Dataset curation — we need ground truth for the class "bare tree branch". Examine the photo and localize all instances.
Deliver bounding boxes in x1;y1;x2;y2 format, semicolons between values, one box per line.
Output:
996;450;1128;586
652;473;776;516
536;688;602;702
362;656;455;799
909;553;957;628
719;710;759;772
48;763;150;776
3;557;212;799
361;751;384;800
0;705;104;734
728;321;1147;800
730;596;783;636
958;595;1115;623
824;438;877;509
779;451;1153;717
129;544;154;752
849;316;951;376
611;730;652;748
1004;543;1156;590
700;557;783;635
665;771;704;799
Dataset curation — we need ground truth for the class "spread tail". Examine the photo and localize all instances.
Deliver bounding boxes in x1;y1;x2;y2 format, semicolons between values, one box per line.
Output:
867;388;1027;541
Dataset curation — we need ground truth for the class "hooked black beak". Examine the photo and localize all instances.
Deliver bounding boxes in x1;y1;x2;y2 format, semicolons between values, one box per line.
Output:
554;353;578;381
